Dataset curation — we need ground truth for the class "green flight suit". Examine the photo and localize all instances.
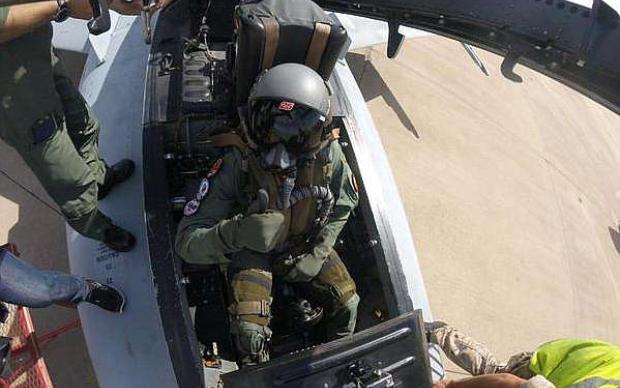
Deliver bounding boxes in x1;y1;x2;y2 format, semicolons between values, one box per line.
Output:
0;11;112;240
175;139;360;365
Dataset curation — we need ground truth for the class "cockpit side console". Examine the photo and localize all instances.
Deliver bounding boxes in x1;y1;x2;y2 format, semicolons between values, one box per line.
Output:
221;310;433;388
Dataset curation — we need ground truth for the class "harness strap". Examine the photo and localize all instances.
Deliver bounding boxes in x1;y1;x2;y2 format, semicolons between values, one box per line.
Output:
317;127;340;152
208;132;249;151
207;131;337;241
207;128;339;155
229;300;271;317
305;22;331;71
260;16;280;71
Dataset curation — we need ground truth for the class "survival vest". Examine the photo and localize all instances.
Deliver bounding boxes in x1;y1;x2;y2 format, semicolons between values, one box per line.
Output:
207;130;338;249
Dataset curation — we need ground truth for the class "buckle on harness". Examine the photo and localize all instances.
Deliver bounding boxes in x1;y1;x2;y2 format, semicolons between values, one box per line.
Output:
228;300;271;317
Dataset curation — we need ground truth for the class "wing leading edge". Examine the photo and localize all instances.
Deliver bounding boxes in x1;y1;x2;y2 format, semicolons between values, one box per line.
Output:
316;0;620;114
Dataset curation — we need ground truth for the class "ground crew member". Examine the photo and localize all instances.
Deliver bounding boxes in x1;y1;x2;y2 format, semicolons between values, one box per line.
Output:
0;242;125;377
0;0;143;251
426;321;620;388
175;63;360;365
0;243;124;313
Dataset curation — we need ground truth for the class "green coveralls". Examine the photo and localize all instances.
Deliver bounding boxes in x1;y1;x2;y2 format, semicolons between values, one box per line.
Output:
175;140;360;364
0;10;113;240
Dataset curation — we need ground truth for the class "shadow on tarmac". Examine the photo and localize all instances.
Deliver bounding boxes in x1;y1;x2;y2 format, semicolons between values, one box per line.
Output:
346;52;419;138
608;224;620;256
0;142;98;388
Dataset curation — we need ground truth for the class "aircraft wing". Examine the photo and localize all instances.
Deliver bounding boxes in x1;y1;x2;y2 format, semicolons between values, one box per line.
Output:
316;0;620;114
52;13;124;62
335;13;428;50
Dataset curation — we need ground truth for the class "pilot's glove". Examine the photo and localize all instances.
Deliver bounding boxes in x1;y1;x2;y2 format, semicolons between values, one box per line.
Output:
232;211;287;253
282;218;342;281
284;251;325;282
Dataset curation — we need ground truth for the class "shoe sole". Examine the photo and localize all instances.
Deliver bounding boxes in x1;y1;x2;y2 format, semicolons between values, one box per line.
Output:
116;288;126;314
109;286;126;314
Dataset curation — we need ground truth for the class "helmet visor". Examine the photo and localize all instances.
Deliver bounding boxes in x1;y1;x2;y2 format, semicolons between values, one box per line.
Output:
250;100;326;155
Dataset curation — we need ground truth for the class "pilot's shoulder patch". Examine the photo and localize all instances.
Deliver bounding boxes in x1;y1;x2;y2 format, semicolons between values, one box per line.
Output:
184;199;200;216
183;176;212;217
207;158;224;178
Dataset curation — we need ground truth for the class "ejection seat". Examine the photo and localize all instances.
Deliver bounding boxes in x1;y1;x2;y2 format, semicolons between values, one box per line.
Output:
184;0;352;361
234;0;350;109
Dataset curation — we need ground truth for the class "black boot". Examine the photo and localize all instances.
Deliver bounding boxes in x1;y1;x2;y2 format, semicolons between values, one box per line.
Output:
98;159;135;200
84;280;125;313
103;224;136;252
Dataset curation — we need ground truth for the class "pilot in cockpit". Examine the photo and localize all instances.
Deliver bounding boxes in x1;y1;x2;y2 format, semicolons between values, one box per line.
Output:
175;63;360;366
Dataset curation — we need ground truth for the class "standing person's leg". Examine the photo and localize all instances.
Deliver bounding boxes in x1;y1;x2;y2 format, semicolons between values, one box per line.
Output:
0;249;85;307
6;113;135;250
51;53;107;186
0;249;124;312
228;250;273;366
52;52;135;201
2;110;114;242
0;53;134;250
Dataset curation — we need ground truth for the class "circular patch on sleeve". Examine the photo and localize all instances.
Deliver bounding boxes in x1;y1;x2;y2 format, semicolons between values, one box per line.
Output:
197;178;210;200
183;199;201;216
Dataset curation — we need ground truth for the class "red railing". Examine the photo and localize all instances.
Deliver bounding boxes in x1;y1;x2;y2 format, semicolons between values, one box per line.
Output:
0;304;79;388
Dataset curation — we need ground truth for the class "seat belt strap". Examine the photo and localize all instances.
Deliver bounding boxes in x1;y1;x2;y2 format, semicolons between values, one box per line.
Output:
260;16;279;71
228;300;271;317
305;22;331;71
207;132;249;151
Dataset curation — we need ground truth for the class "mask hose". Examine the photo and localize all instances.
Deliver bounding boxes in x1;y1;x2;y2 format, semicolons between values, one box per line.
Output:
288;185;334;227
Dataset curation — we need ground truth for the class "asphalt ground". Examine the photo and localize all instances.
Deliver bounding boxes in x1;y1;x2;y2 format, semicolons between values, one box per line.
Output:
1;35;619;386
348;36;620;377
0;49;98;388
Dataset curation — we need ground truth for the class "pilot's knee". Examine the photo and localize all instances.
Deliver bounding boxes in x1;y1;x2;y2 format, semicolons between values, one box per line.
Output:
230;320;272;365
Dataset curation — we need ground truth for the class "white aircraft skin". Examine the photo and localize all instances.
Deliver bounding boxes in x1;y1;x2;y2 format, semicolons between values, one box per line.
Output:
57;11;443;388
67;16;179;388
56;0;618;386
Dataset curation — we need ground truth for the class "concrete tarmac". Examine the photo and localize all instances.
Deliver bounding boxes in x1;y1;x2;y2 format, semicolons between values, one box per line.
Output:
0;49;97;388
347;36;620;376
0;141;98;387
0;34;619;386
